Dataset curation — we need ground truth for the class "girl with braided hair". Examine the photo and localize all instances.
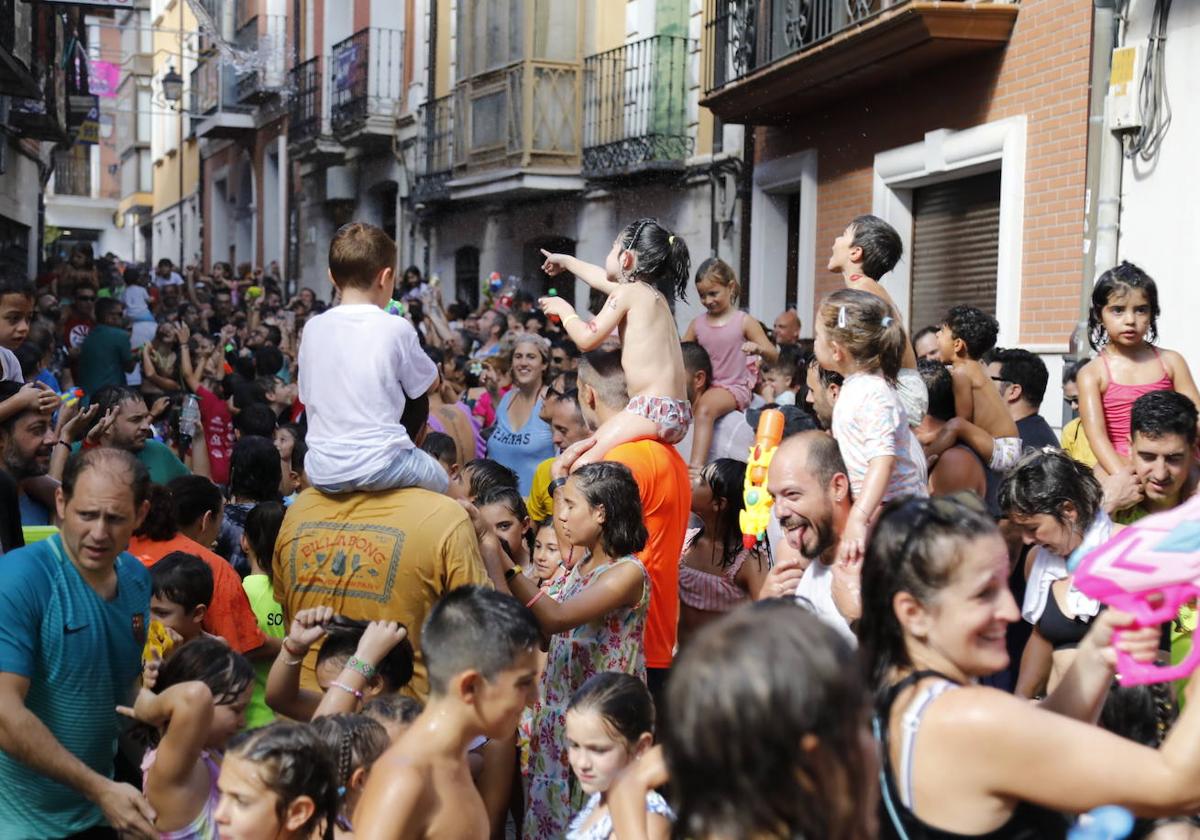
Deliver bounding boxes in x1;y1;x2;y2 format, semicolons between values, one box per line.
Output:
309;714;390;838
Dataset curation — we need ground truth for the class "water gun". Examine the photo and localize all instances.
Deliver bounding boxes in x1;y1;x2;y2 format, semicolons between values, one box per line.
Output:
58;388;83;407
1069;492;1200;685
739;408;784;550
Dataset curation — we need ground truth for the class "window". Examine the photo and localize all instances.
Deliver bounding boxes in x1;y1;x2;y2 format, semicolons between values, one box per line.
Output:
136;87;152;144
457;0;524;79
909;171;1002;333
531;0;576;62
455;246;480;309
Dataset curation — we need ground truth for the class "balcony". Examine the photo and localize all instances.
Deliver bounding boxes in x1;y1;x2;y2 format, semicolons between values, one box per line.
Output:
234;14;288;103
288;56;344;162
446;59;583;200
51;152;92;197
0;0;38;97
701;0;1020;124
330;27;405;143
582;35;693;180
412;94;454;204
191;52;254;139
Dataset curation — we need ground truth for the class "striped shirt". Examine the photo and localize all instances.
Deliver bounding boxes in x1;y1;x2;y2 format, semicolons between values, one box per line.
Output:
0;535;150;839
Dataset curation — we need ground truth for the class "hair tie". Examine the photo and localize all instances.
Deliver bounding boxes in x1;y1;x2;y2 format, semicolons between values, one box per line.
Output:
881;316;893;327
668;235;675;245
837;306;847;329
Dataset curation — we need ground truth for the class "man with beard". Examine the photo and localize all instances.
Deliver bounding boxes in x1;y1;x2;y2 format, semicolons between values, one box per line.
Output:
756;431;859;645
1112;390;1197;524
0;381;56;530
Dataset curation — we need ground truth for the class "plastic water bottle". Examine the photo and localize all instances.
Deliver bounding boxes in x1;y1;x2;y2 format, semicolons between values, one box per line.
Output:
180;394;200;440
1068;806;1135;840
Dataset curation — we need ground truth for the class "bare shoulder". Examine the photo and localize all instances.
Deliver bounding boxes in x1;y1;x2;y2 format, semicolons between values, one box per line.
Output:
1078;356;1106;388
922;684;1029;739
1160;348;1189;372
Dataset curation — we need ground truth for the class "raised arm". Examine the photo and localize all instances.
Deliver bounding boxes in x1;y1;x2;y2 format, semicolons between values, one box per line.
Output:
312;621;407;719
501;555;644;637
539;289;630;353
540;250;617;295
177;327;203;394
120;682;213;818
265;607;331;722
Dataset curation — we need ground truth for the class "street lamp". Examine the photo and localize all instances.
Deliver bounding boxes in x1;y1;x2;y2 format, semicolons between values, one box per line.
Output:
162;64;185;271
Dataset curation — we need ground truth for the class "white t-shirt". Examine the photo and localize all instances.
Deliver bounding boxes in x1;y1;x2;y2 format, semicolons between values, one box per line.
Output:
122;285;153;320
0;347;22;383
153;271;184;288
299;304;438;486
765;512;856;646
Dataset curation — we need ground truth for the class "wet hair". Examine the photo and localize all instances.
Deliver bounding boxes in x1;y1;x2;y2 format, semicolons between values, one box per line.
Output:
91;384;144;418
362;694;423;728
475;485;532;556
617;217;690;301
665;600;871;840
570;462;648;558
568;672;654;746
134;483;179;541
230;435;282;502
421;585;540;696
807;355;845;390
680;341;713;384
420;431;457;466
235;402;278;439
243;501;286;579
329;222;397;291
848;214;903;280
316;616;415;693
150;551;213;614
62;447;150;507
1088;261;1160;350
309;714;390;812
989;347;1048;407
166;475;223;529
155;636;254;706
577;347;629;410
693;257;740;305
998;448;1102;531
224;722;339;840
1131;390;1198;446
0;275;35;302
858;494;999;693
463;458;518;499
698;458;748;567
917;358;955;423
942;305;999;360
818;289;906;381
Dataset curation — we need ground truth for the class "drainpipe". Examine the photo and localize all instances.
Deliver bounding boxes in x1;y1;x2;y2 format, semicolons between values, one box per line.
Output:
1074;0;1121;359
421;0;437;281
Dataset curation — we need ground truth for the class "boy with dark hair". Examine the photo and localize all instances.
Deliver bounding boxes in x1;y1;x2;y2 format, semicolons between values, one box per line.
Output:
928;305;1021;480
0;276;34;383
986;347;1058;454
299;222;447;494
826;214;927;426
354;586;539;840
149;551;214;643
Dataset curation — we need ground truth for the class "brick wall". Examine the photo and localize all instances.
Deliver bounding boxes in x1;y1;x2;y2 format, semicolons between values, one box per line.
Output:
757;0;1093;345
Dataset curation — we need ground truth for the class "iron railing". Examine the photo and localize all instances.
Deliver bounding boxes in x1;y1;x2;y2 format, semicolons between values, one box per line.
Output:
330;27;404;136
235;13;288;101
704;0;908;93
413;94;454;202
582;35;692;178
52;151;91;196
191;51;241;115
287;55;325;144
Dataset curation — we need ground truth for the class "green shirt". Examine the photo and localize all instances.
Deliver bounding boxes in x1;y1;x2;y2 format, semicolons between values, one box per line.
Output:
242;574;286;728
137;439;189;484
77;324;131;397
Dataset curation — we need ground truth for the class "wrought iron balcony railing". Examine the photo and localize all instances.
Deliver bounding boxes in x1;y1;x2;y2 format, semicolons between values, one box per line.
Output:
582;35;692;178
51;151;92;197
413;94;454;202
235;13;288;102
287;55;326;145
330;27;404;138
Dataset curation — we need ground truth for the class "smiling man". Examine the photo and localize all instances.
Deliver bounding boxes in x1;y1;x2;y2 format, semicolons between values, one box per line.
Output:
1114;390;1197;524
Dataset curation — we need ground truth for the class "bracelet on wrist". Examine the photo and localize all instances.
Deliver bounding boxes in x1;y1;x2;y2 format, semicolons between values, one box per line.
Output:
525;588;548;609
330;680;364;700
279;652;303;667
345;656;377;681
562;313;581;326
282;638;307;658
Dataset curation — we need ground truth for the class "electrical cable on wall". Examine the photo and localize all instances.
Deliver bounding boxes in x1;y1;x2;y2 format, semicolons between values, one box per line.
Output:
1125;0;1172;161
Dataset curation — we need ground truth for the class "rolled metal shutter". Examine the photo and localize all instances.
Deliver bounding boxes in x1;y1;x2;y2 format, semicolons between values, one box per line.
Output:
909;170;1002;334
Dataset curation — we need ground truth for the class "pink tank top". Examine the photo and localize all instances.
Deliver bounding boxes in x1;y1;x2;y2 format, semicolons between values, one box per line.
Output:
678;529;753;613
693;310;752;396
1100;349;1172;456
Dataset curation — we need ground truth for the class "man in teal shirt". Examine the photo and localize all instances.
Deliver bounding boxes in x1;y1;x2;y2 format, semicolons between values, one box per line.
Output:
0;447;156;839
72;386;190;484
78;298;135;398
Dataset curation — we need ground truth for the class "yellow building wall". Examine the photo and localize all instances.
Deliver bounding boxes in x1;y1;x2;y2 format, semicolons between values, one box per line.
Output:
152;0;200;215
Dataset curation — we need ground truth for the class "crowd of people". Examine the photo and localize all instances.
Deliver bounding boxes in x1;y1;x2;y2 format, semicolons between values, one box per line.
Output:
0;213;1198;840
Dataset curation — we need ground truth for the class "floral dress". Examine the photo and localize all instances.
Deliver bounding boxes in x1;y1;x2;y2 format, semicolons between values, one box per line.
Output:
566;790;674;840
522;555;650;840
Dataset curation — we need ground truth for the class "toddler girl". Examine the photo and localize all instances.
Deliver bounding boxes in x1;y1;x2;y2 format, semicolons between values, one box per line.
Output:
815;289;927;563
215;722;340;840
120;637;255;839
1077;261;1200;475
538;219;692;467
565;672;673;840
309;714;390;838
682;258;778;472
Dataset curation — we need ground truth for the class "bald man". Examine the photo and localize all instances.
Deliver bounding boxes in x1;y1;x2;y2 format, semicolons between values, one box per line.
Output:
773;309;801;347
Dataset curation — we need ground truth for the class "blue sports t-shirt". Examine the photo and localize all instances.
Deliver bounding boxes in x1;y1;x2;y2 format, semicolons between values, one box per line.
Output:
0;534;150;839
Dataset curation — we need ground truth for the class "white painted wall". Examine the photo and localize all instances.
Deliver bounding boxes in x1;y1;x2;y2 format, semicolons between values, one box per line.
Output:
151;196;200;268
1115;0;1200;372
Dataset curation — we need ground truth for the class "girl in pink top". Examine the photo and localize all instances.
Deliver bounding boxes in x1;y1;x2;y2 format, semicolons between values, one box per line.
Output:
682;259;778;473
1077;262;1200;475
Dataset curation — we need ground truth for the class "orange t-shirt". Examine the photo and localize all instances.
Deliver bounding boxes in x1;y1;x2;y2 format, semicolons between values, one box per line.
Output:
608;441;691;669
128;533;267;655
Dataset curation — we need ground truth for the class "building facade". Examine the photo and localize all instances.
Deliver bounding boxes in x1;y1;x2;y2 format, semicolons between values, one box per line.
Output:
702;0;1092;426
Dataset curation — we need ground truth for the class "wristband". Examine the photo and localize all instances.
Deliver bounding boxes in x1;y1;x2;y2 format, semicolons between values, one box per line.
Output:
55;440;73;449
525;588;547;609
563;313;581;326
279;652;303;667
504;564;524;583
330;681;363;700
345;656;377;680
282;638;307;658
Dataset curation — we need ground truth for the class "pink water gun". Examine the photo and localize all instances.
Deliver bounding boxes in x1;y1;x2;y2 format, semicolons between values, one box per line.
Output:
1069;493;1200;686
